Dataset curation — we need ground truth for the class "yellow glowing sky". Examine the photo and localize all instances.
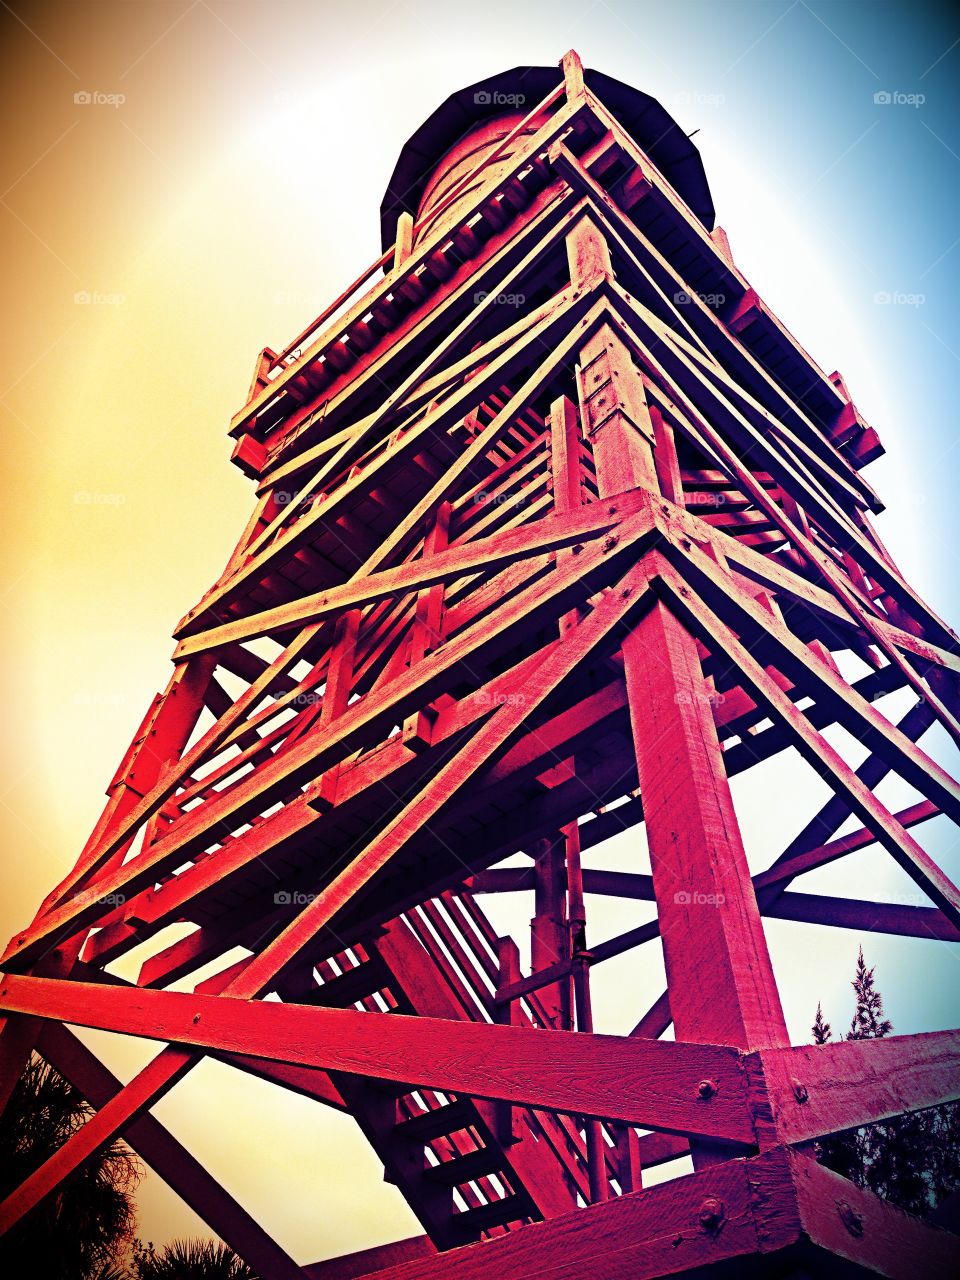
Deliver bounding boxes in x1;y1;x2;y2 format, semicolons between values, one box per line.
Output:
2;0;959;1265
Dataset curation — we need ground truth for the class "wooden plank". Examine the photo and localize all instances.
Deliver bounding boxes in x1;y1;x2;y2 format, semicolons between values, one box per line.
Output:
753;796;938;893
172;494;638;658
754;1029;960;1145
0;976;754;1143
790;1149;959;1278
763;891;960;941
623;588;789;1053
297;1149;804;1280
304;1236;435;1280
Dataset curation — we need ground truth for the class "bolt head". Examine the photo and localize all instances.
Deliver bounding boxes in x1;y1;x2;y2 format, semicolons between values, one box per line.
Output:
697;1078;717;1099
698;1196;725;1231
837;1200;864;1237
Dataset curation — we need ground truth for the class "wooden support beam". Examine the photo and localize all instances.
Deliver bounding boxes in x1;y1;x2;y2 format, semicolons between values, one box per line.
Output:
304;1236;435;1280
529;836;571;1030
0;558;662;1232
36;1024;307;1280
0;976;755;1143
295;1147;959;1280
753;1029;960;1145
656;564;960;924
174;492;635;659
4;501;656;971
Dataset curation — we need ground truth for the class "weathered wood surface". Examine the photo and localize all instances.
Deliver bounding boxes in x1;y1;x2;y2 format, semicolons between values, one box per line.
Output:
0;975;753;1142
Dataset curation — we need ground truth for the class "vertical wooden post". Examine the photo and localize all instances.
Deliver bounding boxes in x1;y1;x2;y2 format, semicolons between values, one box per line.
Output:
564;821;608;1203
314;607;360;810
625;600;788;1054
651;403;684;504
550;394;584;642
612;1122;642;1194
561;49;585;102
568;215;788;1152
394;211;414;271
403;501;450;752
495;937;523;1145
530;836;571;1030
549;395;584;517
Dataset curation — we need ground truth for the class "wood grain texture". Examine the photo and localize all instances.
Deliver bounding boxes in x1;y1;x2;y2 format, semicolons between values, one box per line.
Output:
0;974;753;1142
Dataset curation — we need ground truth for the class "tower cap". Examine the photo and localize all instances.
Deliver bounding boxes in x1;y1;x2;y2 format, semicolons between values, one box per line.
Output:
380;62;715;251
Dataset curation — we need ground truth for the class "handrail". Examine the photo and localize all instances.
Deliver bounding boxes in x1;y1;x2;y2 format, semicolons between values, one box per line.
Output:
262;81;567;380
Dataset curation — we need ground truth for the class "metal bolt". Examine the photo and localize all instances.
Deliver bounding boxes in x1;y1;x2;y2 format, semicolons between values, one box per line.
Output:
792;1080;809;1105
837;1200;863;1237
698;1196;725;1232
697;1078;717;1100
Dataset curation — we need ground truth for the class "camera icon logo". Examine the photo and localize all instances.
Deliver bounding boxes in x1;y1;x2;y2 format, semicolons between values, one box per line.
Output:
274;890;292;904
74;90;92;105
474;90;491;105
873;91;892;105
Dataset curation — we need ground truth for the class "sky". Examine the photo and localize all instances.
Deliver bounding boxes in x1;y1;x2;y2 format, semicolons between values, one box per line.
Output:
1;0;959;1265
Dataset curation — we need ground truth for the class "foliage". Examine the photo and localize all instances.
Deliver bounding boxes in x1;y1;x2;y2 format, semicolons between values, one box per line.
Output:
130;1238;257;1280
0;1054;140;1279
812;947;960;1217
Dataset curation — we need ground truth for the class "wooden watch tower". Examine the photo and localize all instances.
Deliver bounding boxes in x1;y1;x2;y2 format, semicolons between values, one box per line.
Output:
2;50;959;1278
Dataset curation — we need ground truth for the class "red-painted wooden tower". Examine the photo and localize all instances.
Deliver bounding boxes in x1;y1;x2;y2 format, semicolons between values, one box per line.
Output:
2;50;959;1278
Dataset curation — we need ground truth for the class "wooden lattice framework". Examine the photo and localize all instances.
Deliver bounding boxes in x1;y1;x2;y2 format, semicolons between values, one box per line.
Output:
2;50;959;1278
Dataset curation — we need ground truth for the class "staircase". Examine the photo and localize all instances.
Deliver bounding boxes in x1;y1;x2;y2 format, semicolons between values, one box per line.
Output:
279;889;638;1248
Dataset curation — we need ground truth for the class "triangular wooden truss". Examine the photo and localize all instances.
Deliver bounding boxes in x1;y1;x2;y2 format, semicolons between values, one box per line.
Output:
2;51;959;1279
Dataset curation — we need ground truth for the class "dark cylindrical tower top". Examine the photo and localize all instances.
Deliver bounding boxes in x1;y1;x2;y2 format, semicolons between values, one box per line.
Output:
380;63;715;253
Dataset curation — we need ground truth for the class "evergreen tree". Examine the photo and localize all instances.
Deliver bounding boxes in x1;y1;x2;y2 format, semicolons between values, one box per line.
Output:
812;949;960;1219
812;1002;831;1045
847;947;893;1041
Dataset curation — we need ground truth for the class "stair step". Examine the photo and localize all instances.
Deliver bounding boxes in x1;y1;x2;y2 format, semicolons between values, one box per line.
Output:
423;1147;502;1187
394;1099;476;1143
306;959;386;1008
450;1194;531;1239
